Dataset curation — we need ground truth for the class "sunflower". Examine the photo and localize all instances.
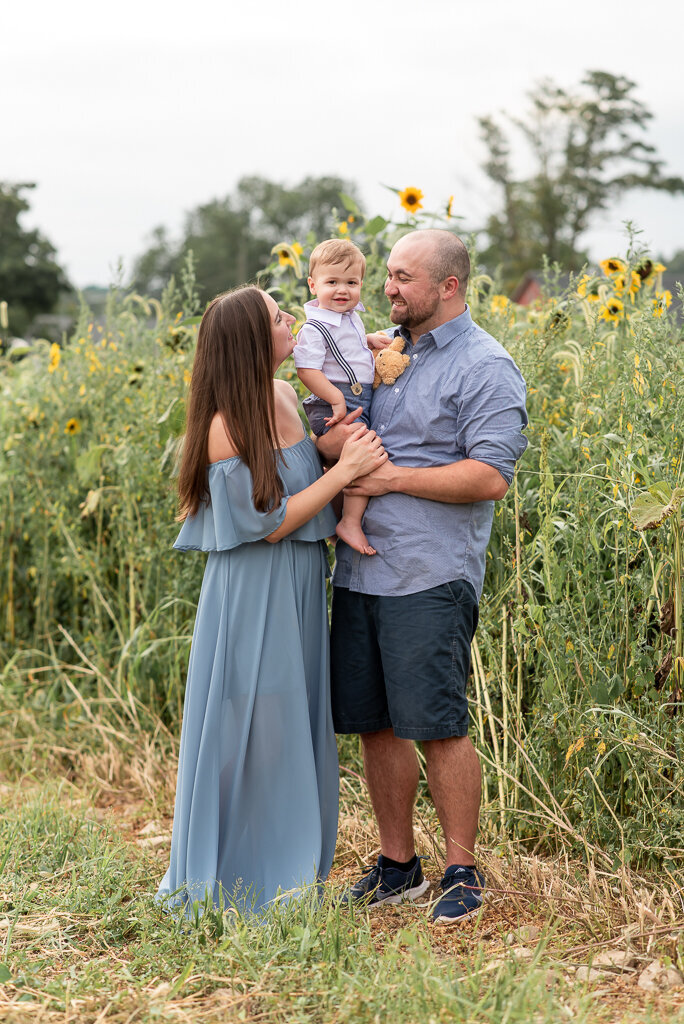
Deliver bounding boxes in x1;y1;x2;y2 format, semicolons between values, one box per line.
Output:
599;258;627;277
598;297;624;323
398;187;424;213
613;271;641;300
576;274;600;301
337;221;349;235
639;260;666;286
48;342;61;373
64;418;82;435
276;242;304;268
489;294;510;313
653;290;672;317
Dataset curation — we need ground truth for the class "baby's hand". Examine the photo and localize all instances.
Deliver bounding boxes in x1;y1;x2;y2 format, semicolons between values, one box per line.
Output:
324;397;349;428
366;331;391;351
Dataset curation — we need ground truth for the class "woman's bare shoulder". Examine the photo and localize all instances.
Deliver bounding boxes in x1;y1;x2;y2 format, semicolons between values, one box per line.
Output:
207;413;238;462
274;378;299;406
274;379;306;446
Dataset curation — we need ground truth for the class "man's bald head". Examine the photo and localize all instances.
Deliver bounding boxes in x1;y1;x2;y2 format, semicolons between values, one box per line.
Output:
392;230;470;297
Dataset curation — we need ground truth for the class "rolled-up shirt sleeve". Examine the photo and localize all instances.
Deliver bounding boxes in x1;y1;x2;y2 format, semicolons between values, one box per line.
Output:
456;356;528;485
293;323;326;370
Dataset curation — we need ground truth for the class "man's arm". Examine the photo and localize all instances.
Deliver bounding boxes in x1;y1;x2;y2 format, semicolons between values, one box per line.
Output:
320;353;526;502
343;458;509;503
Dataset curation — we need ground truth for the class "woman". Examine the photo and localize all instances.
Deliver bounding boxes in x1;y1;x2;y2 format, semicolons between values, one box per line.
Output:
157;286;386;914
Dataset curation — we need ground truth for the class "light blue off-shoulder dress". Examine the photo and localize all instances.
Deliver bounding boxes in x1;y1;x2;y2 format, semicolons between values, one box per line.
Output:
157;436;339;914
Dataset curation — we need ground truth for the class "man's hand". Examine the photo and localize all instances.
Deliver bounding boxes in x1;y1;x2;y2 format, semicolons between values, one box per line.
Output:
343;461;399;497
316;407;367;463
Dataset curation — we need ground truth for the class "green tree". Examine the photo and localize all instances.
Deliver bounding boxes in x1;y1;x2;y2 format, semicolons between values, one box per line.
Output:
132;175;362;303
0;182;70;337
478;71;684;288
665;249;684;274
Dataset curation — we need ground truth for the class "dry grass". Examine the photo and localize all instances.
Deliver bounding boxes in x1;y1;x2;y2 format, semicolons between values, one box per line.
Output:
0;717;682;1024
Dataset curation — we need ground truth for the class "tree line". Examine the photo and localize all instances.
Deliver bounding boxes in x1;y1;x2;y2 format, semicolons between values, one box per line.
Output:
2;71;683;339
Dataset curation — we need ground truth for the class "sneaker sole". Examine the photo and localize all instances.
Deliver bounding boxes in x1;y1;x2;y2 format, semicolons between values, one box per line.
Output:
432;899;484;926
361;877;430;908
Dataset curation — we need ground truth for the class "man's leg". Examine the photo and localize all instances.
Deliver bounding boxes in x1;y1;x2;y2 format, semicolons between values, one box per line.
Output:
361;728;419;861
348;727;428;905
423;735;481;868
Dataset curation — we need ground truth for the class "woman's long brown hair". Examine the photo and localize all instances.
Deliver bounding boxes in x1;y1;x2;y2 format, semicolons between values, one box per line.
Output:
177;287;284;519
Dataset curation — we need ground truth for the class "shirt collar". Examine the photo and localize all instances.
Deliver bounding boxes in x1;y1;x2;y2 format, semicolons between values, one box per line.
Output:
304;298;365;327
392;304;473;349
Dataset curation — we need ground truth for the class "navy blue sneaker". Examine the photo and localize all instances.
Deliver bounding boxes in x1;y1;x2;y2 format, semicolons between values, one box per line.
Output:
351;856;429;907
432;865;485;925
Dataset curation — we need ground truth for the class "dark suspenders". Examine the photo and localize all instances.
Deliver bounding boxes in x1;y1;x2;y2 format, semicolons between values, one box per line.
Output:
306;320;364;396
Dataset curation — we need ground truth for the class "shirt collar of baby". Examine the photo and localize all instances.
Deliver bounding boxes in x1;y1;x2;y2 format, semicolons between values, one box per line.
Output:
304;299;365;326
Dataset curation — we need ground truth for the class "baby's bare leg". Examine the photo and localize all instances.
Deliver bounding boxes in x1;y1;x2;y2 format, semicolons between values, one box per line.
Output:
336;494;376;556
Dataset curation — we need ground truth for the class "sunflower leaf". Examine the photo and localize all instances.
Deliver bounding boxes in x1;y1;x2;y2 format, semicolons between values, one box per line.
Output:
364;216;388;237
339;193;361;217
628;484;684;530
158;398;186;443
75;445;105;486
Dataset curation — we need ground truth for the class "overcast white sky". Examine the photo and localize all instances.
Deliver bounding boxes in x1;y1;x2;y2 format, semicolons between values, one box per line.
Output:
4;0;684;286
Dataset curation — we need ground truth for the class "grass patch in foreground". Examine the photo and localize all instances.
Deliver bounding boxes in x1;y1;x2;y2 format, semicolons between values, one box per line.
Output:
0;768;682;1024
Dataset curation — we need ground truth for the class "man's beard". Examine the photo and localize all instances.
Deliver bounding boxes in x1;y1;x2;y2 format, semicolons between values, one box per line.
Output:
389;291;440;330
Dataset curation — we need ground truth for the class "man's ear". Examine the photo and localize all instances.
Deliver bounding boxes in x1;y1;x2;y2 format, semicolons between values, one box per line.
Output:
442;276;460;300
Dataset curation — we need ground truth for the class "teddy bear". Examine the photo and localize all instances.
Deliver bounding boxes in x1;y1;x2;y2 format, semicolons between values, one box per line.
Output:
372;335;411;389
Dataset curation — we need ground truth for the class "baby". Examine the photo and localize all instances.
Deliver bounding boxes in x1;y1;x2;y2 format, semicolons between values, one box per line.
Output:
294;239;379;556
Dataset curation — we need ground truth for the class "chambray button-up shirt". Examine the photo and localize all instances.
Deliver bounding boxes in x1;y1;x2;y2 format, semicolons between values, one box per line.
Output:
333;306;528;600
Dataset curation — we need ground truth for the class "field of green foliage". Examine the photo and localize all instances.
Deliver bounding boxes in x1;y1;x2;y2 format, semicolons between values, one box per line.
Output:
0;204;682;1021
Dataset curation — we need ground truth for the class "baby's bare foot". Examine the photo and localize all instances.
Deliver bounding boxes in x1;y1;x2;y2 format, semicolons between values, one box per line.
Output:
336;517;376;556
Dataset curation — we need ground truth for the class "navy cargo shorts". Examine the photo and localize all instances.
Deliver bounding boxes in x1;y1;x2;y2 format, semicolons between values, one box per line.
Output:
330;579;479;741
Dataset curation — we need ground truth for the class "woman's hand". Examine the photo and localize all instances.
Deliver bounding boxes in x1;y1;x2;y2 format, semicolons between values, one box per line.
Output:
337;426;388;482
316;407;367;463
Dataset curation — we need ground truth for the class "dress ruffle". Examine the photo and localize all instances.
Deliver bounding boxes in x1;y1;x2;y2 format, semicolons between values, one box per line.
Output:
174;437;337;551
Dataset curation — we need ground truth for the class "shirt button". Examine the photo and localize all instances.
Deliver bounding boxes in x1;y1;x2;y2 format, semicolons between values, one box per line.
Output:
412;354;418;360
394;387;399;393
380;424;386;430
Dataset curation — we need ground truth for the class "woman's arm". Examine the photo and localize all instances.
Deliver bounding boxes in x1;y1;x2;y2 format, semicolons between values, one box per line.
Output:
266;427;386;543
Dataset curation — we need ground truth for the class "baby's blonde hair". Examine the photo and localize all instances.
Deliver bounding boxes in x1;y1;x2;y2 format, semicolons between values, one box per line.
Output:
309;239;366;278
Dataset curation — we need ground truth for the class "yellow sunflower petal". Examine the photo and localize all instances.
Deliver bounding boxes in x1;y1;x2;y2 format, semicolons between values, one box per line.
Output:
599;258;627;277
398;187;424;213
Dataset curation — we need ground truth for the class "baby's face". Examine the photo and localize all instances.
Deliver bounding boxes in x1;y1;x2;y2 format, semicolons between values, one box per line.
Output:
308;261;363;314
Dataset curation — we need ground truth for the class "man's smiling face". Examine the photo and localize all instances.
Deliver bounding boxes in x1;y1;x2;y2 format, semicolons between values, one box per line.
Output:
384;236;441;333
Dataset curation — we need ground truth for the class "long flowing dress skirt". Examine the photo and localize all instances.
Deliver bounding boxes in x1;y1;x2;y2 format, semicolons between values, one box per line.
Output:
157;438;339;913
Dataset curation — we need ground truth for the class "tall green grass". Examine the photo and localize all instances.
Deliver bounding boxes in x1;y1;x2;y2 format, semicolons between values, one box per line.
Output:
1;224;682;872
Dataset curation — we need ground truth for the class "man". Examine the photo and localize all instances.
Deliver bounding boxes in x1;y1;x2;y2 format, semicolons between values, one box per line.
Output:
319;229;528;925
